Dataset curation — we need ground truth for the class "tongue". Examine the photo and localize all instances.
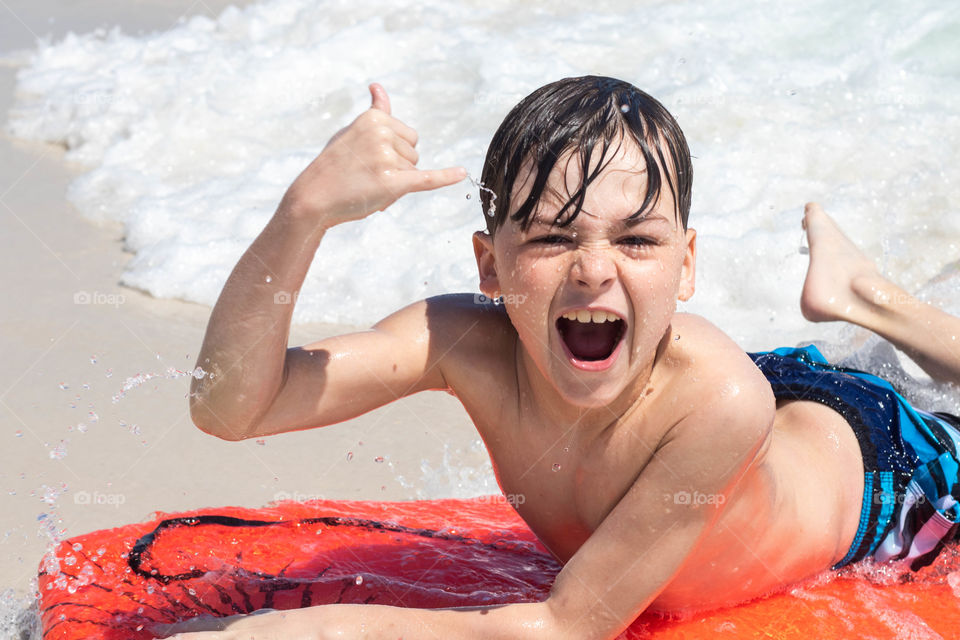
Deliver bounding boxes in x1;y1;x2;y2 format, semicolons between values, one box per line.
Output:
558;318;622;361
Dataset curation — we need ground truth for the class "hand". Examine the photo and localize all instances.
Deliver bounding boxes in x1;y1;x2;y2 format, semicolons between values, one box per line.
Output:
280;82;466;229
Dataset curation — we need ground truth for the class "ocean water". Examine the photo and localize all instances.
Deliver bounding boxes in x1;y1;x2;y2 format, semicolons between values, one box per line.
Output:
7;0;960;349
3;0;960;637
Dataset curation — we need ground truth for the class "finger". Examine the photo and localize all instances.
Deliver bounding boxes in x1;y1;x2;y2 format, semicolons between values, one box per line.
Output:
393;137;419;166
380;115;418;148
397;166;467;194
369;82;391;114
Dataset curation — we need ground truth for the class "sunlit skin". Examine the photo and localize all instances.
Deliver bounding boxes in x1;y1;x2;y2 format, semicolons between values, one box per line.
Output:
164;83;960;640
473;144;696;425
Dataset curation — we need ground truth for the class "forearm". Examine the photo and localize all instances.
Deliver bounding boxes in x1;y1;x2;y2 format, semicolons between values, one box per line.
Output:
190;204;327;440
218;601;562;640
331;602;556;640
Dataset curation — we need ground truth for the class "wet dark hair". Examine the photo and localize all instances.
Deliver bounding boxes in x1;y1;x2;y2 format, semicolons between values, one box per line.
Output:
479;76;692;235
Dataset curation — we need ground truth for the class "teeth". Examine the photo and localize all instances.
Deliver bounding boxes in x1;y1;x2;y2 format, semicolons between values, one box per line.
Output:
561;310;620;323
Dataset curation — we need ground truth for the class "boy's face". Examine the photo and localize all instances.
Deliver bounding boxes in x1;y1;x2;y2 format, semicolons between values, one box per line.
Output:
473;140;696;408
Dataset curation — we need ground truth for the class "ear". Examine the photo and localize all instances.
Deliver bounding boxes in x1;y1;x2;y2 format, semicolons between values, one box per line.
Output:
678;228;696;301
472;231;500;297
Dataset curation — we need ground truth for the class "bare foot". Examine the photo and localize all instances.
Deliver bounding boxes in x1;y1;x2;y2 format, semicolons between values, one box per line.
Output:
799;202;890;323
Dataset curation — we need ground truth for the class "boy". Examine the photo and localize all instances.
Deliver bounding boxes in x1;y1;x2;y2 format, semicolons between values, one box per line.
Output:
168;76;960;639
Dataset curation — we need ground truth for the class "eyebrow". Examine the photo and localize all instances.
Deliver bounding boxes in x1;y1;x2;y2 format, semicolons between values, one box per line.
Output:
526;211;672;231
624;211;671;228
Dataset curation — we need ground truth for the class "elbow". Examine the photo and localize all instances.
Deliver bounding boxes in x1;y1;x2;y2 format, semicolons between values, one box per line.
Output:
189;395;253;441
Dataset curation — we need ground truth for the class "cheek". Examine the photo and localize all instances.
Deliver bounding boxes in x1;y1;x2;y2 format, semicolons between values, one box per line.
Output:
627;263;682;326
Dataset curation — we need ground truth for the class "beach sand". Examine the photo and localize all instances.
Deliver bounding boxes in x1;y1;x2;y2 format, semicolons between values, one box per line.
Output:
0;0;484;606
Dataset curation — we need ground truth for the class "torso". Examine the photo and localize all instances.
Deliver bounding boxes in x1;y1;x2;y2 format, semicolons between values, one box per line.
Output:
440;305;866;613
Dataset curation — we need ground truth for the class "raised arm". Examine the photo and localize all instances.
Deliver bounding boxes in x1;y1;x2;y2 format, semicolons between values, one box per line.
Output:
189;83;466;441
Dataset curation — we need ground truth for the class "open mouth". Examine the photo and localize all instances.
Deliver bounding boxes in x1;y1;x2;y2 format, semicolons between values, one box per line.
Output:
556;309;626;364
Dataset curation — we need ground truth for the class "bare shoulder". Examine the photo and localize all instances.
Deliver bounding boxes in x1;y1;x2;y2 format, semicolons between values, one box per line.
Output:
410;293;517;387
659;313;775;443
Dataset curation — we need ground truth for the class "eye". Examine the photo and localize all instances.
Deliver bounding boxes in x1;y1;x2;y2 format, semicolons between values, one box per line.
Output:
530;234;570;245
618;236;656;247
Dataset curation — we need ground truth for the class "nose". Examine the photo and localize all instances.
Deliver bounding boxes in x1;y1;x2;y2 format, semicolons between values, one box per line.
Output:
571;248;616;291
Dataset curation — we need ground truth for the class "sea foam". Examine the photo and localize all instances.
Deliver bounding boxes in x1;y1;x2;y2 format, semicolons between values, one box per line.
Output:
6;0;960;399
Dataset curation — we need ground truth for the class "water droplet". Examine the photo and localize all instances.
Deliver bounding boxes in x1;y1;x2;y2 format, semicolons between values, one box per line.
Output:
58;383;68;390
64;556;76;566
465;193;471;200
89;355;97;364
15;430;22;437
355;575;363;585
552;463;562;472
265;275;273;283
374;456;384;463
619;103;629;113
346;451;353;461
72;543;82;551
255;439;266;446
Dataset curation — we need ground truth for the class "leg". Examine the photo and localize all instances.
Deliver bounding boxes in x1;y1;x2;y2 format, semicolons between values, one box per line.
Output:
800;202;960;386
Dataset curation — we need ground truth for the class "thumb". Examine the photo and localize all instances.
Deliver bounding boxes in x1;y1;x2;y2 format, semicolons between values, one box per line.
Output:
369;82;391;114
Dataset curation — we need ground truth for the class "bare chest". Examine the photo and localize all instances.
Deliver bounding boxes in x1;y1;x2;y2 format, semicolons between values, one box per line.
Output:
479;411;660;561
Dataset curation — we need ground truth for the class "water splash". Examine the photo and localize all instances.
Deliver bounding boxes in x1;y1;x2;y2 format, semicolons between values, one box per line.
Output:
466;172;497;219
111;366;209;404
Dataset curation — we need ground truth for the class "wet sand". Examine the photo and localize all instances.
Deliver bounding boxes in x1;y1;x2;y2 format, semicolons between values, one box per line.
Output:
0;0;483;603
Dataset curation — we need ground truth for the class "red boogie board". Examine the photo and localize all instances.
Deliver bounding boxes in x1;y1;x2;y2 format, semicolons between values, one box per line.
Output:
38;497;960;639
